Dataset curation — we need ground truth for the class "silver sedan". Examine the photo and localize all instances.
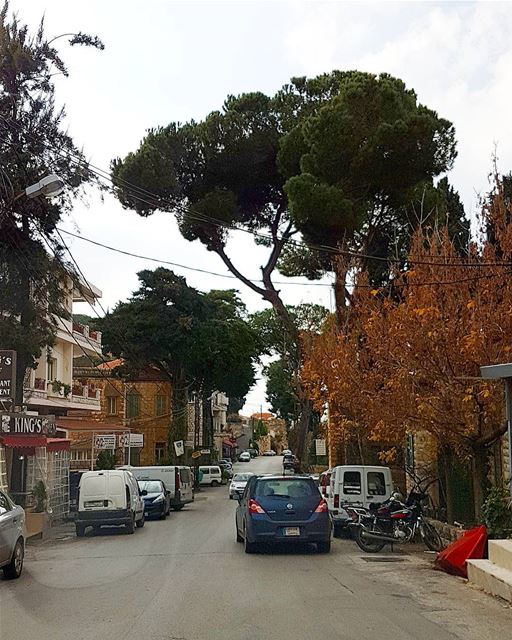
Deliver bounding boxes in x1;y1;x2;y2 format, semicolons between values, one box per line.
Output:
229;473;254;499
0;489;25;579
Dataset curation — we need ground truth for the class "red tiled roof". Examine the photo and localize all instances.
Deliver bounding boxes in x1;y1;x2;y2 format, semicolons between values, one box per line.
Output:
56;418;124;432
96;358;124;371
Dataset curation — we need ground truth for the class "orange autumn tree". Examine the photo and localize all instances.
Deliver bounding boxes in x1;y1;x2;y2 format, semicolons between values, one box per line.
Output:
302;176;512;520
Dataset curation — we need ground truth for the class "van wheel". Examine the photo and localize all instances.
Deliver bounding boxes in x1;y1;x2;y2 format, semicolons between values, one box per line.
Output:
126;515;135;534
76;525;85;538
211;480;219;487
172;505;184;511
3;538;24;579
136;514;145;528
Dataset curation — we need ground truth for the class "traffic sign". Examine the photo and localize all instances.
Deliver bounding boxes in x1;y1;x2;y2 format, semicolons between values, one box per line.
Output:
94;434;116;450
191;451;201;459
315;439;326;456
174;440;185;456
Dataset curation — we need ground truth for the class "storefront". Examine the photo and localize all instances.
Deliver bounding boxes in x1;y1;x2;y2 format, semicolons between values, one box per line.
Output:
0;414;71;532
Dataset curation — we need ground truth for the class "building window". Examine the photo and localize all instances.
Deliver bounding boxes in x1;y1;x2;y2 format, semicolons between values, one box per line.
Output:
107;396;117;415
126;392;140;419
155;442;166;463
47;357;57;381
155;395;166;416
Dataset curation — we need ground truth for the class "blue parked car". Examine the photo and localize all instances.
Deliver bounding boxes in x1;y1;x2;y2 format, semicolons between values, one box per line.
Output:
137;480;170;519
235;475;331;553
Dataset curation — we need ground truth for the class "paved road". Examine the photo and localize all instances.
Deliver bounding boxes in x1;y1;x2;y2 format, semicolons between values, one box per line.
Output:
1;456;510;640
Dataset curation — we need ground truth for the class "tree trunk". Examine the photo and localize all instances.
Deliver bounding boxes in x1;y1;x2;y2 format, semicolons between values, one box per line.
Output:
294;399;312;467
443;447;455;525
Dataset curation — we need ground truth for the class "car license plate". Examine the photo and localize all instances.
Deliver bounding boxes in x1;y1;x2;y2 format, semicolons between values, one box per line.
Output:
284;527;300;537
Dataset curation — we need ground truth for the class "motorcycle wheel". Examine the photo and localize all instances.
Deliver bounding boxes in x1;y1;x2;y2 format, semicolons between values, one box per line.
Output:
420;521;443;552
354;524;386;553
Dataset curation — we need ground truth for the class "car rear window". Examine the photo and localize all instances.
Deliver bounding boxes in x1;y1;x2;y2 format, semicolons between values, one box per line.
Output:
255;479;316;499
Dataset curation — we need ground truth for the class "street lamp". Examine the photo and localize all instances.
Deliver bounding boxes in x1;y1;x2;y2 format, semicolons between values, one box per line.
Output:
23;174;65;199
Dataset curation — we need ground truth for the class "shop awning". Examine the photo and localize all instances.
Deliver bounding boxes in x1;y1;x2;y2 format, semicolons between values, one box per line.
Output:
0;434;47;448
47;438;71;452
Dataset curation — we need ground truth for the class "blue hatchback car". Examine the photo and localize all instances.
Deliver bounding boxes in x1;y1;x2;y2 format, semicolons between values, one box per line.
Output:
235;475;331;553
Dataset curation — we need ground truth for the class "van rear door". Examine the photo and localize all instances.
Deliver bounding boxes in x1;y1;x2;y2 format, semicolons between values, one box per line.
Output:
338;467;364;506
363;467;392;506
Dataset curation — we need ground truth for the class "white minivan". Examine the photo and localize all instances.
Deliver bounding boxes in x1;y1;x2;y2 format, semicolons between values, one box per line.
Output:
199;465;222;486
76;469;145;536
328;465;393;535
120;466;194;510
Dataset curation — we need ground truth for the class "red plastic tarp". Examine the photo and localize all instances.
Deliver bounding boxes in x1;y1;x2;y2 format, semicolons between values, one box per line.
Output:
435;525;487;578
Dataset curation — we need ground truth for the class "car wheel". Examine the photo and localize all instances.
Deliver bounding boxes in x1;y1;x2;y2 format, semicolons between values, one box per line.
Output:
211;480;219;487
172;504;184;511
160;511;167;520
136;514;145;528
3;538;24;579
76;525;85;538
317;539;331;553
236;522;243;543
333;523;343;538
244;525;257;554
126;514;135;534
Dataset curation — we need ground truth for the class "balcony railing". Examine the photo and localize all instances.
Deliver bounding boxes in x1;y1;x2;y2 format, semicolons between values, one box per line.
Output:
72;321;102;346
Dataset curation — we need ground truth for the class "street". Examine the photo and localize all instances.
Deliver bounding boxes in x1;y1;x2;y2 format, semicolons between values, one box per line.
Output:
1;456;510;640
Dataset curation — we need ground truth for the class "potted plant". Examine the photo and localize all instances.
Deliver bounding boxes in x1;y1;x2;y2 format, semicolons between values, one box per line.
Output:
25;481;47;538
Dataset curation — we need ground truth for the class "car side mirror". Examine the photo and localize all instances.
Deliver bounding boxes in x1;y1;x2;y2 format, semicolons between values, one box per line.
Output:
140;490;148;496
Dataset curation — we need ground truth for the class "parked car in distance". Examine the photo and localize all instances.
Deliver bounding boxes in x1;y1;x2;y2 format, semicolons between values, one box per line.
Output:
229;472;254;499
328;465;393;537
199;465;223;486
282;449;292;456
219;459;233;468
120;465;194;510
76;469;145;537
0;490;25;579
248;449;258;458
239;451;251;462
236;475;331;553
283;454;300;472
137;480;170;519
262;450;276;456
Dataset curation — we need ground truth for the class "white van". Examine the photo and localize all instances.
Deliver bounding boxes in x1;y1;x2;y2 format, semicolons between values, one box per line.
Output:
328;465;393;535
199;466;222;486
120;466;194;510
76;469;145;536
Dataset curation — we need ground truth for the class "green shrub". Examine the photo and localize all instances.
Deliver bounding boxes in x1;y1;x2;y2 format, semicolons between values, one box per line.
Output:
481;484;512;539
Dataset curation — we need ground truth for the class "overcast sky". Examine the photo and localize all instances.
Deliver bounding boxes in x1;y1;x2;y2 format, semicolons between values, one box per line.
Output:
18;0;512;413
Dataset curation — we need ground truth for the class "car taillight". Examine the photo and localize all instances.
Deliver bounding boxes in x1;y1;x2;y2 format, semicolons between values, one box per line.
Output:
314;500;328;513
248;499;265;514
334;494;340;508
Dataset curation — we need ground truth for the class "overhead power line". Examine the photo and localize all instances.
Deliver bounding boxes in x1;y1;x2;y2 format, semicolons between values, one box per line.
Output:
1;113;512;270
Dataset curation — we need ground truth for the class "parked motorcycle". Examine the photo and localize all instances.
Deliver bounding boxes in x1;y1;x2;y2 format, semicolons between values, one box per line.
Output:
353;484;443;553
